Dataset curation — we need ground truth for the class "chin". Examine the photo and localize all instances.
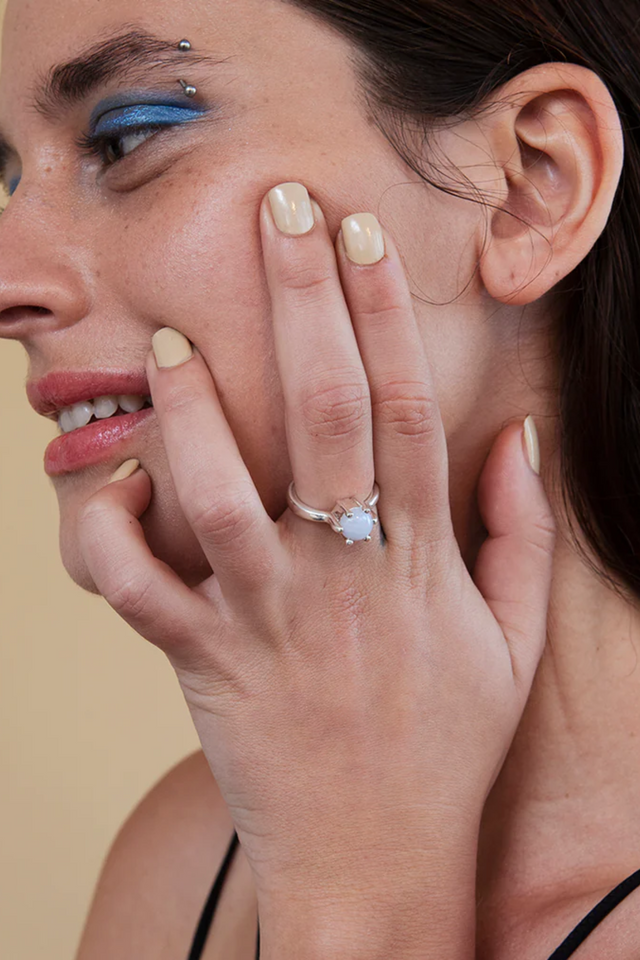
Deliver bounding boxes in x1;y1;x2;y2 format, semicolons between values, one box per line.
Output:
58;480;214;597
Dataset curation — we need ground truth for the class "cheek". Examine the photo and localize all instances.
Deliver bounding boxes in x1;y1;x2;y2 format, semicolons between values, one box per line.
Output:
60;176;293;594
129;177;294;518
112;172;264;328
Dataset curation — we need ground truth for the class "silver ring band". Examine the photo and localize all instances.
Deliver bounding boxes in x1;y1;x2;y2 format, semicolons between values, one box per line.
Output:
286;481;380;545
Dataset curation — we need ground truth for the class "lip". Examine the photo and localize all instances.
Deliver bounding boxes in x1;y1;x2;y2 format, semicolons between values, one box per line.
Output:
44;407;155;476
27;370;150;418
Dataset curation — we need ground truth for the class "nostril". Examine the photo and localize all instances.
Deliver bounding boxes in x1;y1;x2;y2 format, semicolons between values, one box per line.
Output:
0;305;51;321
0;304;55;338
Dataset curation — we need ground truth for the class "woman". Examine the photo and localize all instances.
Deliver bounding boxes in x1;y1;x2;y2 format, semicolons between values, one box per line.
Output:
1;0;638;956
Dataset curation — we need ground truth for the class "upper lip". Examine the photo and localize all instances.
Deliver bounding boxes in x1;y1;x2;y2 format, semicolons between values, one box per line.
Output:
27;371;151;420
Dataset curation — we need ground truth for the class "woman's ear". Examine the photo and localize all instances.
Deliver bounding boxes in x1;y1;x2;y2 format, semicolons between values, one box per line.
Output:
469;62;624;305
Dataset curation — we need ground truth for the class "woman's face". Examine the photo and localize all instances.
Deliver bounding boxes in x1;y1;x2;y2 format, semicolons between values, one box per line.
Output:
0;0;529;592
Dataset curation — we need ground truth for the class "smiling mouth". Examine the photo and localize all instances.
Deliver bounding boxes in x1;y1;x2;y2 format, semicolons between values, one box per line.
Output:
55;395;154;434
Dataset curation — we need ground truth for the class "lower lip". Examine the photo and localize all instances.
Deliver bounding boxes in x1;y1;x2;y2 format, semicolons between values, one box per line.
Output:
44;408;156;476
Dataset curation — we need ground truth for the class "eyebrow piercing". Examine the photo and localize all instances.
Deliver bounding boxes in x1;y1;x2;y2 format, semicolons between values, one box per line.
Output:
177;39;192;51
178;79;197;97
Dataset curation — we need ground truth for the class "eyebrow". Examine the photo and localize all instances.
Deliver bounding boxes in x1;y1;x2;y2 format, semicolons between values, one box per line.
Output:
33;25;220;118
0;25;226;186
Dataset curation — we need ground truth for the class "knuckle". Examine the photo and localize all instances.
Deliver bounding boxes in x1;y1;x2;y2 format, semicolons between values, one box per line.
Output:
78;499;108;530
299;379;370;442
372;383;439;443
161;381;205;417
356;300;406;330
106;570;157;625
278;256;336;301
527;513;558;555
188;484;261;547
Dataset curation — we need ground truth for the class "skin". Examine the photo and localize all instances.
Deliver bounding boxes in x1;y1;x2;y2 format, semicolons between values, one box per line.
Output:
0;0;638;953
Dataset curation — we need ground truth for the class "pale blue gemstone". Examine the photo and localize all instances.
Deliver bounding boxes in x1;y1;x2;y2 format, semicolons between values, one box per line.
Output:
339;507;374;541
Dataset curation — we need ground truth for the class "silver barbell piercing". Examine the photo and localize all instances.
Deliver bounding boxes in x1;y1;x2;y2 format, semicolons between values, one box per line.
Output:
178;79;197;97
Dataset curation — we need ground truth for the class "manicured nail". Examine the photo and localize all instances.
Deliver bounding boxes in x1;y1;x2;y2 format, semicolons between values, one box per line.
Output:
523;415;541;475
268;182;315;236
341;213;385;265
152;327;194;369
108;459;141;484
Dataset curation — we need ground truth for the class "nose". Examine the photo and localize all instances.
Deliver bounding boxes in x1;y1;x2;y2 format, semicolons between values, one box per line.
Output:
0;191;91;342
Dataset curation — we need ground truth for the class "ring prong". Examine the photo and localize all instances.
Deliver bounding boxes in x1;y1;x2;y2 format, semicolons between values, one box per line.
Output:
372;518;379;525
365;535;372;541
346;539;354;546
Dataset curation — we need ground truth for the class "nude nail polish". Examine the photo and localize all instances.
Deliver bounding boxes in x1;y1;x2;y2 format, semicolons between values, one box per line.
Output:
108;459;141;484
152;328;194;369
341;213;385;265
268;182;315;236
524;415;541;475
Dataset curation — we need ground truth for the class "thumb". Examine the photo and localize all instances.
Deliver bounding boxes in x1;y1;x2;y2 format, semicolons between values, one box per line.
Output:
472;416;557;699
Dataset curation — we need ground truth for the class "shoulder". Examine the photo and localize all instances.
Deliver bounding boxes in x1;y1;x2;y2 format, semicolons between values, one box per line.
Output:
75;750;236;960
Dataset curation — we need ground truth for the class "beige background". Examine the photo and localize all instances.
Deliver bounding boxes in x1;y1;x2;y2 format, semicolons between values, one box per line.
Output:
0;4;201;958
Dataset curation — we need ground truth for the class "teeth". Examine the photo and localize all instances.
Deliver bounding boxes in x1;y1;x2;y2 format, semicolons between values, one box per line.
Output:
68;400;95;430
94;395;119;419
118;394;145;413
57;395;152;434
59;409;76;434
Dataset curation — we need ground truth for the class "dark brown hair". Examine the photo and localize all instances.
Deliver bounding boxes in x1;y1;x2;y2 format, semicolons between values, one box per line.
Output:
288;0;640;606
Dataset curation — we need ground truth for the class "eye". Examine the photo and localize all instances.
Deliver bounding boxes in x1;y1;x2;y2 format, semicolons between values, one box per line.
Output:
76;100;210;169
87;126;164;166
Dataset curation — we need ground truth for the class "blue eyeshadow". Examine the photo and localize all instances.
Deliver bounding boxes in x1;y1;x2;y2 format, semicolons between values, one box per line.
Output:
8;175;20;196
90;91;208;135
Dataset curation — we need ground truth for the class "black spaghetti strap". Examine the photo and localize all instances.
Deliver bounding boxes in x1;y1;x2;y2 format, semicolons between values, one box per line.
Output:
189;837;639;960
546;867;640;959
186;830;240;960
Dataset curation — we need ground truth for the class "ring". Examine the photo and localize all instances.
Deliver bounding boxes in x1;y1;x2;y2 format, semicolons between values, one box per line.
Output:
286;481;380;546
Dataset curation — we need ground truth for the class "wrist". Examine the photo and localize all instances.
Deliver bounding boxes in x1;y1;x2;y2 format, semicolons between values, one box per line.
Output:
256;831;479;960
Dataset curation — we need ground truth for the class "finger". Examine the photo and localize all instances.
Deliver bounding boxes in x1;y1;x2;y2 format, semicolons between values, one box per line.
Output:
260;183;375;520
473;417;556;700
145;336;284;604
77;461;216;674
336;215;454;552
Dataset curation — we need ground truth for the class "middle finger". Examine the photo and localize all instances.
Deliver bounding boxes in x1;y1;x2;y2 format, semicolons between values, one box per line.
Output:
261;182;374;515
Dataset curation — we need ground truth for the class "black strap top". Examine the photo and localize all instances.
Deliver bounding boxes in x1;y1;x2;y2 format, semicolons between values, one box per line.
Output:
186;830;640;960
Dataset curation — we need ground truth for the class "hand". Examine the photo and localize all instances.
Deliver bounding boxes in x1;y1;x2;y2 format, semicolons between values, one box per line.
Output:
78;182;556;955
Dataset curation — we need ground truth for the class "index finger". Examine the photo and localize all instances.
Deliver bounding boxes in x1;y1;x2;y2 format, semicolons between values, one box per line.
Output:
145;336;283;602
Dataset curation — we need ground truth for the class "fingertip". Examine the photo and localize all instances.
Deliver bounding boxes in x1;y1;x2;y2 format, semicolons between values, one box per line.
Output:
108;459;143;485
523;415;541;477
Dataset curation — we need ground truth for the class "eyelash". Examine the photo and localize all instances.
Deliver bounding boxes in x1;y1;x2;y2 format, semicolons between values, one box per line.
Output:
75;123;167;167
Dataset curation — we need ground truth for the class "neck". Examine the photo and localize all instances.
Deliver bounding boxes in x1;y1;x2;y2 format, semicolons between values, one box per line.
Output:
476;524;640;914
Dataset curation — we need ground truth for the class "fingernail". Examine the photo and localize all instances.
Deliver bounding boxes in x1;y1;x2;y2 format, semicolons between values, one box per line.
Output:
268;182;315;236
152;327;194;369
341;213;385;265
108;459;141;484
523;415;541;475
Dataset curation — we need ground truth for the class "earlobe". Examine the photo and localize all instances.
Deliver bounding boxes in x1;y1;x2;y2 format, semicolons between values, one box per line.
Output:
478;63;624;306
